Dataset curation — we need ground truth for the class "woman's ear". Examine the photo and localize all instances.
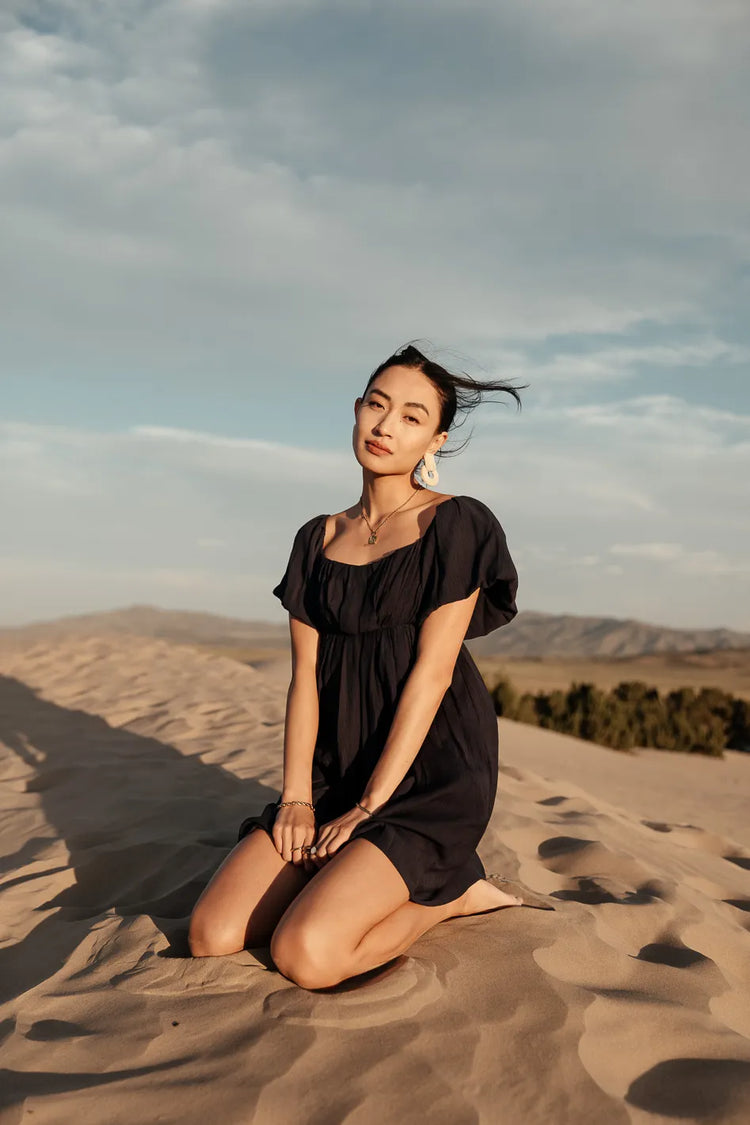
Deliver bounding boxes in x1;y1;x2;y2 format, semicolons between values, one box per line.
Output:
429;431;449;455
354;396;362;417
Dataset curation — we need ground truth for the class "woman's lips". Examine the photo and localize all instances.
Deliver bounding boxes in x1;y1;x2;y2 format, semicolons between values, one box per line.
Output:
365;441;392;455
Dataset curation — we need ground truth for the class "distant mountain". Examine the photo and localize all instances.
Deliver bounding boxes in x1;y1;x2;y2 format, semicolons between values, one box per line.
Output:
465;610;750;659
0;605;289;648
2;604;750;660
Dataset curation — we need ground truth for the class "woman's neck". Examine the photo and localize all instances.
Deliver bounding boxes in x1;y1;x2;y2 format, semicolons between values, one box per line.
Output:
359;473;425;523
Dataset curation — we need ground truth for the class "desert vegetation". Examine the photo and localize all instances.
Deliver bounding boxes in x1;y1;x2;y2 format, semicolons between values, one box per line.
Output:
490;678;750;758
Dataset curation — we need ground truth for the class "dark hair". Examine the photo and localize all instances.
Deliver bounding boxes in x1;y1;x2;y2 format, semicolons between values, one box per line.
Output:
362;340;528;458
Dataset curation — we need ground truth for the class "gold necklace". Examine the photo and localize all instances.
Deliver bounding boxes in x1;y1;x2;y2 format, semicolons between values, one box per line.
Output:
359;489;421;544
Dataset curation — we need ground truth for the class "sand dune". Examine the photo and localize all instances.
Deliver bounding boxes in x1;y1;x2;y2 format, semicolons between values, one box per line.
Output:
2;634;750;1124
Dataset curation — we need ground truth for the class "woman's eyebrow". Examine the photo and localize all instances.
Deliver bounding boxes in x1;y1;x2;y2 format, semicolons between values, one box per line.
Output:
368;388;430;415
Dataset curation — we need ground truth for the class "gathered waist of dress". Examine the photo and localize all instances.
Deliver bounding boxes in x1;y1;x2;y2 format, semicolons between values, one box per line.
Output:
321;621;417;638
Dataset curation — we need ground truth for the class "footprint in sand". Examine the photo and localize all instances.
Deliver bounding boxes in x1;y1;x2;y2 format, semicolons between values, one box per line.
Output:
635;940;711;969
725;854;750;871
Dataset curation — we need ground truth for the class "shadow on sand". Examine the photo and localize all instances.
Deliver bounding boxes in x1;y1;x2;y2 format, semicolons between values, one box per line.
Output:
0;674;280;1004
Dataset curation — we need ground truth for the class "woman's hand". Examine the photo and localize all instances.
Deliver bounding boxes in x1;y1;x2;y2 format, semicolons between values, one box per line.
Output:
272;803;318;872
310;806;373;868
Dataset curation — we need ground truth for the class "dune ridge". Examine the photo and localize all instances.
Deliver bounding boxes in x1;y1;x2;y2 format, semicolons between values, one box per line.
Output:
1;634;750;1124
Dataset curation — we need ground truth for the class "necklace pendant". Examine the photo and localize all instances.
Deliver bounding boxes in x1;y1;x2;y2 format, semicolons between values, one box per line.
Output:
367;532;378;545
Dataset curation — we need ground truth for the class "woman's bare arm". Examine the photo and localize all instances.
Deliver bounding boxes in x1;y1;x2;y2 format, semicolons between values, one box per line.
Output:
359;588;481;813
280;614;321;802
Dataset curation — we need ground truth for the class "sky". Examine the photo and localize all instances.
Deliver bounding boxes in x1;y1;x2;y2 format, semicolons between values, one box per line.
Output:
1;0;749;631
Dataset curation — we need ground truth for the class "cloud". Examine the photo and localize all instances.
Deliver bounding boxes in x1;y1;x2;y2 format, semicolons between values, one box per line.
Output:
1;0;748;388
564;395;750;431
466;394;750;531
610;542;750;578
0;419;345;586
486;338;750;386
610;542;684;561
131;426;349;483
456;391;750;627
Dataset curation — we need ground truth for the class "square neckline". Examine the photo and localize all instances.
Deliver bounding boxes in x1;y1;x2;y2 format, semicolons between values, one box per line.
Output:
318;494;460;568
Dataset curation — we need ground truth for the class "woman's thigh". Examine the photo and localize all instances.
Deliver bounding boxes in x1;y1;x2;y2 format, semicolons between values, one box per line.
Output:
189;827;315;952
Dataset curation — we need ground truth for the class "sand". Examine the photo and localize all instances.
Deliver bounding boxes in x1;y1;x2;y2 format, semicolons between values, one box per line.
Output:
1;633;750;1124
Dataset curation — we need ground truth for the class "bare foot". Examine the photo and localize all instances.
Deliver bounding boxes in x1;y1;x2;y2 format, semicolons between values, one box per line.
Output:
454;878;523;918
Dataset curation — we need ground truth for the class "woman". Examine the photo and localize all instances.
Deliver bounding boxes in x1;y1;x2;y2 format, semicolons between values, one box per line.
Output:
189;343;547;990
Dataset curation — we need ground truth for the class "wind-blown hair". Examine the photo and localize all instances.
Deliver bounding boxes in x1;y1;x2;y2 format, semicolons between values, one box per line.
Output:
362;340;528;458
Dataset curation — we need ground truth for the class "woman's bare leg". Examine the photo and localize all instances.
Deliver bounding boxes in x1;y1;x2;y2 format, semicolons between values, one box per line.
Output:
189;828;315;955
269;839;520;988
348;877;520;977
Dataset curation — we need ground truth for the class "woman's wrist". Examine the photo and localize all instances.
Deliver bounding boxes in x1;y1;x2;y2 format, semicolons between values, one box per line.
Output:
281;788;313;803
356;795;386;816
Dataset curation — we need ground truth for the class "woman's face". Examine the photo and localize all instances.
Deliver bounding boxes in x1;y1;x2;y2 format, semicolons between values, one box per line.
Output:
353;364;447;477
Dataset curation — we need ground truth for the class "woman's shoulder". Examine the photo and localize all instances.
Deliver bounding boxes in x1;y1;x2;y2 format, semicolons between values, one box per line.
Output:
300;510;328;531
285;511;327;553
436;493;500;522
432;495;510;554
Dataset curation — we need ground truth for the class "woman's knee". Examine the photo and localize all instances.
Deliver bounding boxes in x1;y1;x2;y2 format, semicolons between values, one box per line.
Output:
270;920;338;989
188;904;244;958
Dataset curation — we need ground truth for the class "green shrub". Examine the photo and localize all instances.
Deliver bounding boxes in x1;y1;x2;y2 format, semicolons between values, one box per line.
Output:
490;677;519;718
729;698;750;752
488;671;750;758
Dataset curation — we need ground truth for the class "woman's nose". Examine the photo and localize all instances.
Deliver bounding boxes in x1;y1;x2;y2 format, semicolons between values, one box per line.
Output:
373;411;393;434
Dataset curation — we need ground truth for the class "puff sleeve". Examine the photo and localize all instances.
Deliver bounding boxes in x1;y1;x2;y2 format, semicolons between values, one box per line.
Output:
418;495;519;639
271;515;322;628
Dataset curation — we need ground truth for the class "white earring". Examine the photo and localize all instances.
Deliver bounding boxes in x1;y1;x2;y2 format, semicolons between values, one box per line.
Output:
419;450;439;486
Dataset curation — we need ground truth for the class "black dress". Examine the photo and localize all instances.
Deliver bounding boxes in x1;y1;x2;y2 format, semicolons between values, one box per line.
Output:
238;494;519;907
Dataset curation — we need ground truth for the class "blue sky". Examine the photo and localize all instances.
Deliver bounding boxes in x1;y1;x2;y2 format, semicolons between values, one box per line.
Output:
1;0;749;630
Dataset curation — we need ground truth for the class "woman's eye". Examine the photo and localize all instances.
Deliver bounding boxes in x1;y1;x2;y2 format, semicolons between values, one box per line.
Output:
365;400;417;423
